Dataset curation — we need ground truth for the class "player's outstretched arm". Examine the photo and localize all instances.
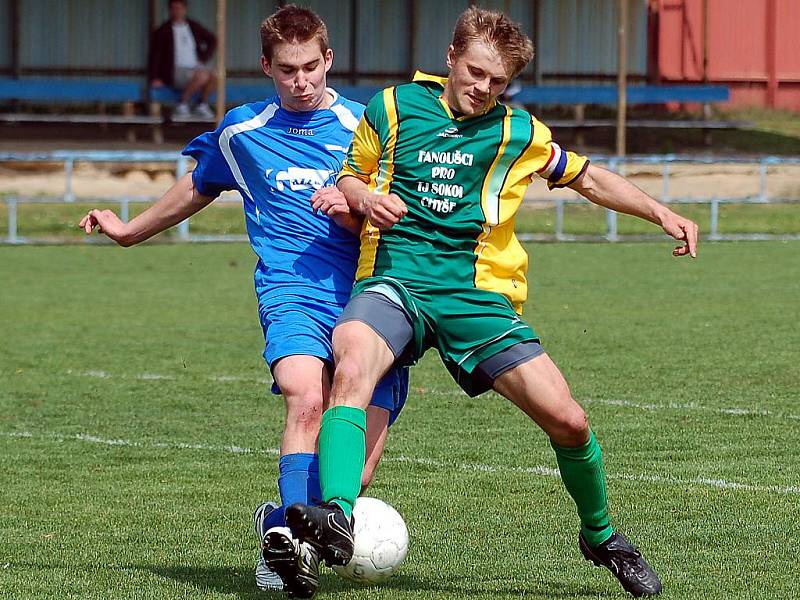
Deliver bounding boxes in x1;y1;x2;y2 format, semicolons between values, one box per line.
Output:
570;164;698;258
337;175;407;231
78;173;214;247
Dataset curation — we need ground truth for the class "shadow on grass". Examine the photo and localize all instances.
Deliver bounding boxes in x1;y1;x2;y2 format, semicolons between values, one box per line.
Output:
145;565;263;599
145;565;603;598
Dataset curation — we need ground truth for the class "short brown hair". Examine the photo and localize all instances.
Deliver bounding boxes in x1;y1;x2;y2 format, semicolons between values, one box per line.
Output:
260;5;329;61
451;7;534;79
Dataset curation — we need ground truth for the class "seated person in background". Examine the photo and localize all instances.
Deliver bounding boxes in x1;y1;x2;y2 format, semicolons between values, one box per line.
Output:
148;0;217;118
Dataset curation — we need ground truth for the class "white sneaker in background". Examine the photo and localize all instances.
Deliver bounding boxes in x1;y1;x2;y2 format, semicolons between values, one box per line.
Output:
194;102;214;118
174;102;191;118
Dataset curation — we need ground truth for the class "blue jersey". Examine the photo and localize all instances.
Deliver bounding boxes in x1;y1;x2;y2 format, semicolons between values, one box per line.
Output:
183;90;364;307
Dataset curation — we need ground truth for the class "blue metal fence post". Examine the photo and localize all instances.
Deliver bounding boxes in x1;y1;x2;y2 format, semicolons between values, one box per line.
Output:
555;198;564;240
7;197;18;244
606;209;618;242
710;198;720;240
64;158;75;202
606;158;619;241
120;198;130;223
176;156;190;240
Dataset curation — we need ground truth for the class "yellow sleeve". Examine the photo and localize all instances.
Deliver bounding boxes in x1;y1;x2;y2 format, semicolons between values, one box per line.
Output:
523;117;590;189
338;112;382;184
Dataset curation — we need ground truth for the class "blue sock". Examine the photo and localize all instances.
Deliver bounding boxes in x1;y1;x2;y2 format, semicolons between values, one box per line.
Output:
264;453;321;529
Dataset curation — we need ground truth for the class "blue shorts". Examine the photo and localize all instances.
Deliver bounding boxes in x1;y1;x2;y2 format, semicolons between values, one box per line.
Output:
256;281;407;426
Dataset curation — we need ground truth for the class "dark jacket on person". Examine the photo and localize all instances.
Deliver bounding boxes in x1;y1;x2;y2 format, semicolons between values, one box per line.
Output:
147;19;217;87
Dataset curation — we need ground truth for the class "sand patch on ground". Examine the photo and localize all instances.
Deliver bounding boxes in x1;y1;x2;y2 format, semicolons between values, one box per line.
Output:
527;163;800;203
0;162;180;200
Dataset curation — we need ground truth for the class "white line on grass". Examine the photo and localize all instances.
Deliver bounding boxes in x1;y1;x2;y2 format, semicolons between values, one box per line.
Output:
80;369;112;378
582;397;800;421
65;370;800;422
3;430;798;496
137;373;175;381
388;456;800;495
415;387;800;422
2;430;278;456
207;375;269;383
66;369;272;386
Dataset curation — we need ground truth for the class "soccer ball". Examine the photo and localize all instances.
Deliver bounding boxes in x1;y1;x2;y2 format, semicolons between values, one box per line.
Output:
332;497;409;585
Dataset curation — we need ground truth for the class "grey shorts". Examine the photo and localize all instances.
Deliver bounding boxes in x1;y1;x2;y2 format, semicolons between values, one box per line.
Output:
337;290;545;397
174;66;210;89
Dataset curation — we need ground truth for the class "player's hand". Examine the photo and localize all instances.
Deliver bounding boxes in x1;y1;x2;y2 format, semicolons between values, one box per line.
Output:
660;211;698;258
151;79;164;88
78;209;131;246
311;186;350;217
361;193;407;230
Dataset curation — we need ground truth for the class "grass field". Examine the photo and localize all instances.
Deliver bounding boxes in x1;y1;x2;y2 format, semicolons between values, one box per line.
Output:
1;241;799;599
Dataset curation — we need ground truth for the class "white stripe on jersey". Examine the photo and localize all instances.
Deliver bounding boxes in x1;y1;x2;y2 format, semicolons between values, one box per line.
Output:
327;86;360;132
330;103;359;132
324;144;349;153
538;142;562;178
218;103;279;200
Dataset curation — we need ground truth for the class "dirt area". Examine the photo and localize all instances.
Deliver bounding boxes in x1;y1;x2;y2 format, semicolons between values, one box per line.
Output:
0;161;180;200
529;162;800;203
1;139;798;203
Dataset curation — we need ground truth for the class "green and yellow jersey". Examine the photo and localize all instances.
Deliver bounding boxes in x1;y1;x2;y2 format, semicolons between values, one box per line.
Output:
339;72;588;314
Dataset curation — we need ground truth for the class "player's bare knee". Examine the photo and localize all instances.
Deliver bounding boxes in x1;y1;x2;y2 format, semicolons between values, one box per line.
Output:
284;392;323;430
332;357;370;393
332;330;366;363
552;405;589;446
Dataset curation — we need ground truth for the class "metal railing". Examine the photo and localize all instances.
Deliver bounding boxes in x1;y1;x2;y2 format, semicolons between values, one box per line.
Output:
523;154;800;242
2;151;799;244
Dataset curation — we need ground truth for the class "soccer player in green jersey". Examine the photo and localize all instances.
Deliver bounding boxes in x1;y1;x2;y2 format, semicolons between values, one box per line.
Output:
293;7;699;597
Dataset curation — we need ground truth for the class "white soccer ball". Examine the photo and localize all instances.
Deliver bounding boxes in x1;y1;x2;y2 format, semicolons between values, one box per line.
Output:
332;497;409;585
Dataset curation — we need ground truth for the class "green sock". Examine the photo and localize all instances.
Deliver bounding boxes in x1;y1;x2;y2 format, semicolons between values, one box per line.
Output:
319;405;366;519
551;430;614;547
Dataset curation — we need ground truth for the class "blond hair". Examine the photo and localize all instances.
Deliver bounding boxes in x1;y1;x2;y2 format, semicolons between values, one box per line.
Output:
451;7;534;79
260;5;329;61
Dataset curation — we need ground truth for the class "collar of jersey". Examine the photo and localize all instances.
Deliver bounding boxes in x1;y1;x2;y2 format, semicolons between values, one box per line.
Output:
275;87;340;113
412;71;497;121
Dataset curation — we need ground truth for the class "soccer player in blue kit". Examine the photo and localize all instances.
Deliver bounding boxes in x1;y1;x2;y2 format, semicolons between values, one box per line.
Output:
79;6;406;598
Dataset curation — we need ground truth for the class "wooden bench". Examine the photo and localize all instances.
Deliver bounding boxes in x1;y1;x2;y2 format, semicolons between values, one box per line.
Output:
512;84;730;105
511;84;742;144
150;84;276;124
0;78;161;142
148;83;381;123
1;78;740;147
